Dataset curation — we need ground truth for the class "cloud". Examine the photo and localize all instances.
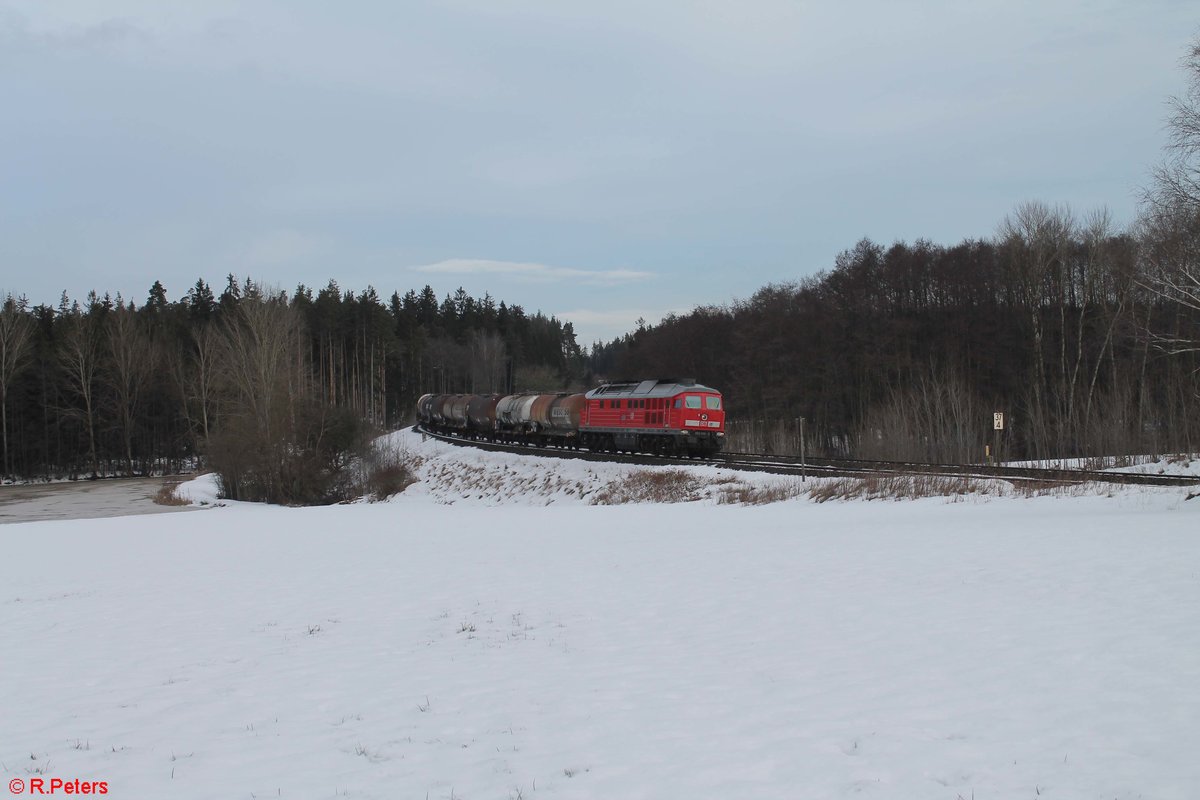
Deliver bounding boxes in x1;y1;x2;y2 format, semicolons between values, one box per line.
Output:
412;259;652;286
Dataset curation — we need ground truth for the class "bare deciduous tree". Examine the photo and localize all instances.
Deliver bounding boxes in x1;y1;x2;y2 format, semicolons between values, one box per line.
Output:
1140;38;1200;359
856;369;987;464
1148;41;1200;216
219;289;305;440
998;201;1077;455
469;329;507;393
106;302;156;475
210;287;326;503
170;322;222;445
58;300;105;476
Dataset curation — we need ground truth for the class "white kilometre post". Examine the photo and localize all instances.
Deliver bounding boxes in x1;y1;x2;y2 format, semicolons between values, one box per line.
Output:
992;411;1004;466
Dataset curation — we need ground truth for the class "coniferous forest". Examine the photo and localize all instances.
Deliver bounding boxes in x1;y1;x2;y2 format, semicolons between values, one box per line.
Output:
0;277;586;493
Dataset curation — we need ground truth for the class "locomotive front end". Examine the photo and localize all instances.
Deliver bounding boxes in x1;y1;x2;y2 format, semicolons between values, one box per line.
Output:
676;388;726;454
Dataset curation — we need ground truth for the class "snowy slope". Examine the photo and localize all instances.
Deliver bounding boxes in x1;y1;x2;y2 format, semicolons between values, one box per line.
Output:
3;434;1198;800
388;427;807;506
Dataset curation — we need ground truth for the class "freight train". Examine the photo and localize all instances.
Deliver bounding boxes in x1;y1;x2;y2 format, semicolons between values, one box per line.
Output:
416;379;726;456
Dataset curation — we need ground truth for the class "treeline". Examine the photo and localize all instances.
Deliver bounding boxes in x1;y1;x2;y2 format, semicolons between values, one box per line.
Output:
599;203;1200;462
0;277;586;483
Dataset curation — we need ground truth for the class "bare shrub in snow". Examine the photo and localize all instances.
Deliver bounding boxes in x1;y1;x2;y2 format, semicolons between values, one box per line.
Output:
323;442;422;503
153;482;189;506
361;446;419;502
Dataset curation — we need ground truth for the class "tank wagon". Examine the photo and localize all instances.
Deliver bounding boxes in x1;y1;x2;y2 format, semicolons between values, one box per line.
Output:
416;379;725;456
467;394;501;432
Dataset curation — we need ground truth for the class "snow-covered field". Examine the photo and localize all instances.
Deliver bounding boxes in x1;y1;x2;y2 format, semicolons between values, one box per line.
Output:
3;430;1198;799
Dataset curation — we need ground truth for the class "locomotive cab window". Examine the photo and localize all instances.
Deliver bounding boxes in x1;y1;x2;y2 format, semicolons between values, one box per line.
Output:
674;399;682;409
705;396;722;410
685;396;702;409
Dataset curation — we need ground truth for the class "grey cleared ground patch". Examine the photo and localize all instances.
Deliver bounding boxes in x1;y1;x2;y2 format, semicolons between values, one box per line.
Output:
0;477;204;524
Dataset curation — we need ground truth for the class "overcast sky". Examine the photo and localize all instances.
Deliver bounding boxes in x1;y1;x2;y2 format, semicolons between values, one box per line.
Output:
2;2;1197;344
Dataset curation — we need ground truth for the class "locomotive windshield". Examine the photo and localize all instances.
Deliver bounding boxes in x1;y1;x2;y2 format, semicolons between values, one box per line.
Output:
705;396;721;410
685;396;702;409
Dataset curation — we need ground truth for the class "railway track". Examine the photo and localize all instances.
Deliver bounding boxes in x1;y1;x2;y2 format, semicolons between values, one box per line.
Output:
413;426;1200;488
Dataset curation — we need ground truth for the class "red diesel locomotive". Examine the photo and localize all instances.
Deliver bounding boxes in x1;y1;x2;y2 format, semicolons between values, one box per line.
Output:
579;379;725;455
416;378;726;456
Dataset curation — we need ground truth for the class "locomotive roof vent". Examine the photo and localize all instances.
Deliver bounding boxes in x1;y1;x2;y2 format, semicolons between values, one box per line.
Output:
595;381;641;394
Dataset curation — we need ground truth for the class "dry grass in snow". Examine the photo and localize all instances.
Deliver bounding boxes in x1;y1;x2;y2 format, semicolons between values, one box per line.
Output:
152;481;191;507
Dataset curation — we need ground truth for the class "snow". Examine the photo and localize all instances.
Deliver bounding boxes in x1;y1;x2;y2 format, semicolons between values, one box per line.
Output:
1006;453;1200;477
392;429;804;506
1106;454;1200;477
3;431;1199;800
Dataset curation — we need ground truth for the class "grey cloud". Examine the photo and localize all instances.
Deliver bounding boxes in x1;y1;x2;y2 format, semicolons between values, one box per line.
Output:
1;0;1195;345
